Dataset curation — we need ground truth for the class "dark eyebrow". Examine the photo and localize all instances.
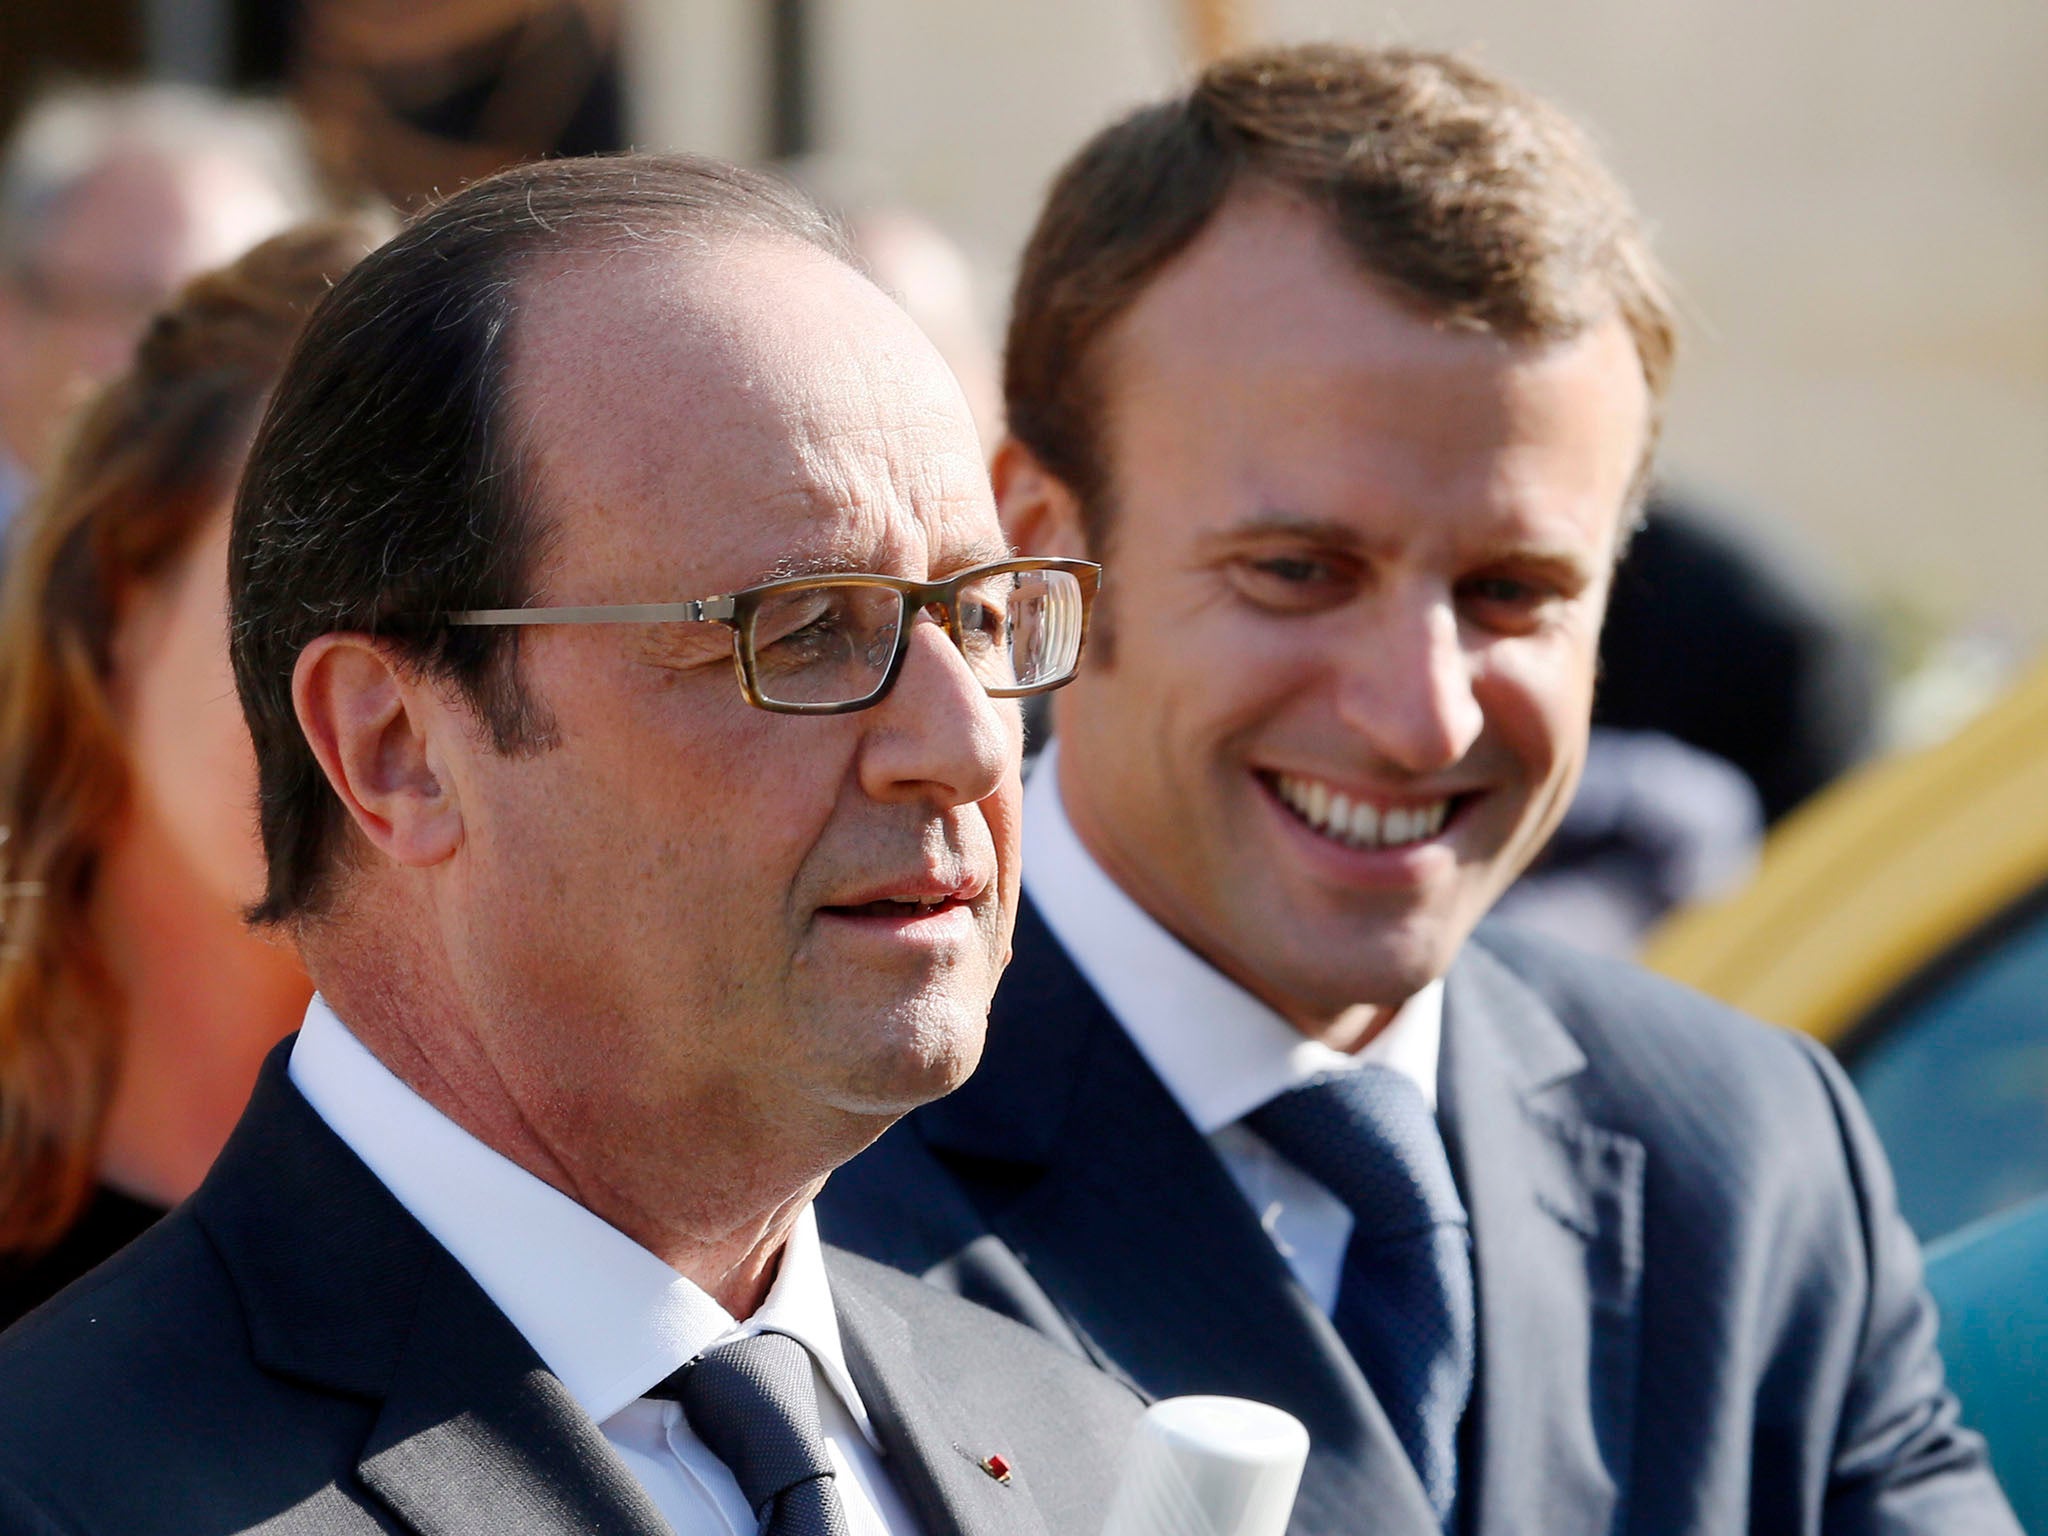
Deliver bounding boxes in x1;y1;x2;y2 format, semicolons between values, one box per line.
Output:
1199;510;1601;578
1193;513;1368;555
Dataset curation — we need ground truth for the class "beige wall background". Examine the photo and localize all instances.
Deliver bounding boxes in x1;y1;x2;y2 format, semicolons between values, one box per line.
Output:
629;0;2048;644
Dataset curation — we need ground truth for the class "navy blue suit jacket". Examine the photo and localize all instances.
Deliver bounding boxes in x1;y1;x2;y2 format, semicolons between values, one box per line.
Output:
818;902;2018;1535
0;1043;1142;1536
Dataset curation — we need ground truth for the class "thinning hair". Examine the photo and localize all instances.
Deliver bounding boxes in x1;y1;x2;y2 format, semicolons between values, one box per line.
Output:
1005;43;1677;555
229;152;860;927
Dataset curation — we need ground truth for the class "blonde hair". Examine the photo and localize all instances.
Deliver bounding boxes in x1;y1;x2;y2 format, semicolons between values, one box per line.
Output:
0;218;381;1252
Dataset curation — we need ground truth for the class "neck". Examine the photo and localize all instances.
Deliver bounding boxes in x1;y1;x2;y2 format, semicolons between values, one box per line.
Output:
311;927;853;1320
91;820;311;1208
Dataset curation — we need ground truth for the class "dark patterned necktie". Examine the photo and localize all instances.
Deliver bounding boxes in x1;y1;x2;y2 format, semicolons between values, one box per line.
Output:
1247;1065;1474;1528
649;1331;853;1536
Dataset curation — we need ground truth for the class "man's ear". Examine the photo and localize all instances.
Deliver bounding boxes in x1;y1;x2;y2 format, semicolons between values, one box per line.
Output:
992;436;1089;560
292;634;463;871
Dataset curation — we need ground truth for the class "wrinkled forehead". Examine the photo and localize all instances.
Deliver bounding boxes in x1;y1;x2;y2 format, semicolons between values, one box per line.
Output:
506;238;999;600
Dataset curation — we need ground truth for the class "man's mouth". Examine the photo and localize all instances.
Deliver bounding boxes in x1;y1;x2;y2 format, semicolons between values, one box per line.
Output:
1265;771;1463;851
828;893;967;919
819;870;987;922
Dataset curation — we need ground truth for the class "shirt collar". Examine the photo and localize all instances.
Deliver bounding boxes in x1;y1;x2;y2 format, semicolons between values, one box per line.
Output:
1021;741;1443;1133
288;998;875;1436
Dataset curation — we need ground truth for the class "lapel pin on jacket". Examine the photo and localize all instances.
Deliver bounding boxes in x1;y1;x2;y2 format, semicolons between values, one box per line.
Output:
979;1453;1013;1484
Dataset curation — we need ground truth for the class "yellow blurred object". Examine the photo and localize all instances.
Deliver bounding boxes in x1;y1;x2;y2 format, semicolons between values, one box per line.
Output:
1644;655;2048;1044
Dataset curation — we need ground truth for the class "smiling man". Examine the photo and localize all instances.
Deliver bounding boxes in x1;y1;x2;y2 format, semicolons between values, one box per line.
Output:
819;44;2018;1535
0;156;1138;1536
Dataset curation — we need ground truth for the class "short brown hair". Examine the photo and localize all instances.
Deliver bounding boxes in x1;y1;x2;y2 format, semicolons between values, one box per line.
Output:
1005;43;1676;551
230;154;857;927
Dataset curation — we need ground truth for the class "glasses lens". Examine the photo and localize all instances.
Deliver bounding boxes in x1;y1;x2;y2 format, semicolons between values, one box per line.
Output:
747;584;903;705
956;566;1085;692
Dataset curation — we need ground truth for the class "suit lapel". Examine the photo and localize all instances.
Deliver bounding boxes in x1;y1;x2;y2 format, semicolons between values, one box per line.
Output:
194;1045;671;1536
831;1256;1049;1536
1440;939;1645;1536
356;1247;673;1536
917;901;1441;1535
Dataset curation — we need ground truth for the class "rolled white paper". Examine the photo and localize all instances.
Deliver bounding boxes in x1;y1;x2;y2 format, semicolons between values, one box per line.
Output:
1100;1395;1310;1536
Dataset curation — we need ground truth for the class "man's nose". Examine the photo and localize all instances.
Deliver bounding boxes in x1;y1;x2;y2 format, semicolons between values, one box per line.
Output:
856;611;1016;807
1334;592;1484;776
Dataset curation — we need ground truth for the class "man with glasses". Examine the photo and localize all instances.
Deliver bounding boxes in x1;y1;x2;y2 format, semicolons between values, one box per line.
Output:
820;43;2016;1535
0;154;1138;1535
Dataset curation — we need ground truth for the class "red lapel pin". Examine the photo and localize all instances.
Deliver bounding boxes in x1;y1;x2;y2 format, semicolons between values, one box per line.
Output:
978;1453;1013;1484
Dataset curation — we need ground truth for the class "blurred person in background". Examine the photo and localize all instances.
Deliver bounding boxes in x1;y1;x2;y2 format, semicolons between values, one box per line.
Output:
291;0;626;209
1597;487;1885;826
0;218;383;1329
0;83;321;535
821;43;2016;1533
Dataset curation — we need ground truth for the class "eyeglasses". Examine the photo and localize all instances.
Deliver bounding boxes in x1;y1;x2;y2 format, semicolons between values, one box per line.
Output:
439;557;1100;715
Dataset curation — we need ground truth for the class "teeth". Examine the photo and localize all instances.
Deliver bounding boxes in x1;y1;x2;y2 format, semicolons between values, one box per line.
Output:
1272;774;1451;852
1349;799;1379;845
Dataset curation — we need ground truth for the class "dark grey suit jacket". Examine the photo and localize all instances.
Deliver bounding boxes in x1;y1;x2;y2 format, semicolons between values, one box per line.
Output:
818;902;2019;1535
0;1044;1141;1536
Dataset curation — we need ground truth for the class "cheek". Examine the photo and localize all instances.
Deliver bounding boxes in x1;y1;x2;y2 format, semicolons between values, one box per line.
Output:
598;701;849;926
1096;592;1313;731
1478;637;1599;792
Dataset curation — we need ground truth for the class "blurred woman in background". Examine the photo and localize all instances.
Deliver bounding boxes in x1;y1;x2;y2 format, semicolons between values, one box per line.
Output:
0;218;382;1326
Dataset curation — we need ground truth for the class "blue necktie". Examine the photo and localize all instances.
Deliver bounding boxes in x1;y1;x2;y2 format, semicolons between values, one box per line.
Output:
652;1332;852;1536
1247;1066;1474;1527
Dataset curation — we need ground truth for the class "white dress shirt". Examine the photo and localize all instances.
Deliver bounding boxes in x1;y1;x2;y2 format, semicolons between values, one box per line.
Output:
1022;742;1446;1315
289;999;920;1536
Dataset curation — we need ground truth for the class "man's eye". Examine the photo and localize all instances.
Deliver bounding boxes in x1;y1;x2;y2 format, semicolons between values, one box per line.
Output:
1252;555;1334;584
1458;573;1570;634
956;594;1009;650
1464;576;1538;605
759;613;849;664
1227;553;1352;612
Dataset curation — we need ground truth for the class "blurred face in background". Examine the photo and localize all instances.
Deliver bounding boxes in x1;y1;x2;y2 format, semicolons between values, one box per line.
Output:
108;502;268;914
1014;191;1650;1040
0;150;298;476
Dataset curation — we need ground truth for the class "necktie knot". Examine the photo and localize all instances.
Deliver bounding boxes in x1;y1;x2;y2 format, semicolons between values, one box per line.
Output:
1247;1066;1466;1238
650;1331;851;1536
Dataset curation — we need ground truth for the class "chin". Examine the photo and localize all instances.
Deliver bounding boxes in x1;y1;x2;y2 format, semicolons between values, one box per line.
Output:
1278;914;1466;1018
825;997;988;1117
